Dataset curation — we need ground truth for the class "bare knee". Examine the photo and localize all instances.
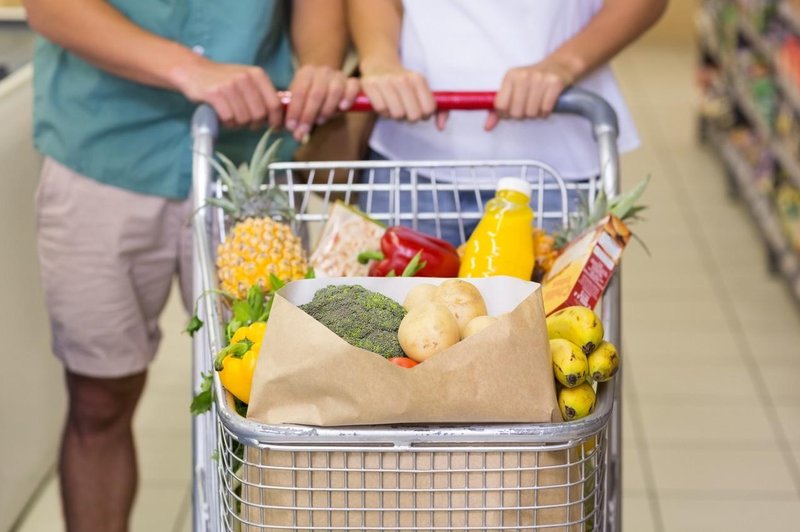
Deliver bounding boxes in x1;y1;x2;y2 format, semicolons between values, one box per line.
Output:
65;371;146;438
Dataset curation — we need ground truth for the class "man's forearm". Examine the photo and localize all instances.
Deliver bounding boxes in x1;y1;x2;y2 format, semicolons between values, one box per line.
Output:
292;0;348;68
25;0;199;90
347;0;402;74
546;0;668;81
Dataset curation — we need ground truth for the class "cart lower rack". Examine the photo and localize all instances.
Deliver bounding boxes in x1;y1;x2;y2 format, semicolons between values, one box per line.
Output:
191;88;623;531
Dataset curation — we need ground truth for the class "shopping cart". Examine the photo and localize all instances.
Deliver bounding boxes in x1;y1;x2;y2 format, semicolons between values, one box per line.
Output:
190;88;623;531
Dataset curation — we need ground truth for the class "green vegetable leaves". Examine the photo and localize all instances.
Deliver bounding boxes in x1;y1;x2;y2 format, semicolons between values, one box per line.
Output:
190;372;214;415
184;315;204;337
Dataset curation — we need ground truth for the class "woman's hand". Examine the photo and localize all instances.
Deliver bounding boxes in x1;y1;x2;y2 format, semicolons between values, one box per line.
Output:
361;65;447;129
485;58;577;131
285;64;360;141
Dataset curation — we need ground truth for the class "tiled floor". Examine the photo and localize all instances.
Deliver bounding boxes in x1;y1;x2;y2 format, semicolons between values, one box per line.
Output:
13;43;800;531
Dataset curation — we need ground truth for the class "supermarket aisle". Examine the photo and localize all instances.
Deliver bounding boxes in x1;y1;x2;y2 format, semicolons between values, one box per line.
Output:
13;42;800;532
616;44;800;530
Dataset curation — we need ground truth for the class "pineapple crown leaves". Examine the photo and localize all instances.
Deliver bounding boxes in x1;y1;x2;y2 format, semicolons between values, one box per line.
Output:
204;130;295;222
555;175;651;249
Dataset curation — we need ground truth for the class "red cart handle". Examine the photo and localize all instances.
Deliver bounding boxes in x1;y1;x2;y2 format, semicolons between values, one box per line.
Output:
269;89;620;139
277;91;497;111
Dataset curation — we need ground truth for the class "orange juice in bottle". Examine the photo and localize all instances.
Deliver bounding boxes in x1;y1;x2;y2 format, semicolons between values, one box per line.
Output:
459;177;535;280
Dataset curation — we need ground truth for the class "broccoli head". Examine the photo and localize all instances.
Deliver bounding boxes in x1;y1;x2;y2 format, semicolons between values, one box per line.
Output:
299;285;407;358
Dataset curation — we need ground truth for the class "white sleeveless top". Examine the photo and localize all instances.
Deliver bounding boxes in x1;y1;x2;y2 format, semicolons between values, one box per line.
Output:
369;0;639;179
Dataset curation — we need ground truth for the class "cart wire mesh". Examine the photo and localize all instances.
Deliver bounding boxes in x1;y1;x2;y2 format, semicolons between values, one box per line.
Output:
217;420;607;531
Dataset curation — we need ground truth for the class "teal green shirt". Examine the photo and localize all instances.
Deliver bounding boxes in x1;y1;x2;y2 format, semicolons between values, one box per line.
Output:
33;0;297;200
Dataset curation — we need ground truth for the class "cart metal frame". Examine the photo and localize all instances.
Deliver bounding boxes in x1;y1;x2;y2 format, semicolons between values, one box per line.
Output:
190;88;622;531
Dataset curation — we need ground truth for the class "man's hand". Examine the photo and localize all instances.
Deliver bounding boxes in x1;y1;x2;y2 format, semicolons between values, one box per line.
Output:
485;58;576;131
285;65;360;141
171;56;284;130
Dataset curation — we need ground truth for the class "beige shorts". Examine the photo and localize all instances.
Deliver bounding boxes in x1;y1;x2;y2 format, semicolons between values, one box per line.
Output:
35;157;193;378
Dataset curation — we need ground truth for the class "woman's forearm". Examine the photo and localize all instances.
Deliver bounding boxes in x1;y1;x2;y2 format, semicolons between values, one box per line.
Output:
545;0;668;81
292;0;349;68
347;0;403;74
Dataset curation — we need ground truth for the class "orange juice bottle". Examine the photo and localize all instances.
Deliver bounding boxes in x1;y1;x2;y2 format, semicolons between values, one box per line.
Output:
459;177;535;280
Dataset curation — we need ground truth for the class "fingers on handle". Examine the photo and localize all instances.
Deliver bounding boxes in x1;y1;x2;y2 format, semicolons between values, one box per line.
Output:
539;81;564;118
318;74;346;123
362;82;388;116
224;86;251;127
484;110;500;131
285;67;312;131
341;78;361;110
249;68;282;129
508;74;528;119
494;73;514;119
524;78;547;119
396;76;425;122
379;81;407;120
296;72;330;138
235;71;268;126
435;110;449;131
411;73;436;119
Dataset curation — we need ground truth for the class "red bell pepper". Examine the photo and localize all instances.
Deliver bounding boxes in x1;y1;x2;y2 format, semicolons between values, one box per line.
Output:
357;226;461;277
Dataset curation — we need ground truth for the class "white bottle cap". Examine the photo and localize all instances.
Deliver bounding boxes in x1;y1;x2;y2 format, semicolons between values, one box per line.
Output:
497;177;532;198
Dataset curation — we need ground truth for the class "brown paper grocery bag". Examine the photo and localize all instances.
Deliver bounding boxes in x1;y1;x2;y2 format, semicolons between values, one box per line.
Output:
246;277;560;426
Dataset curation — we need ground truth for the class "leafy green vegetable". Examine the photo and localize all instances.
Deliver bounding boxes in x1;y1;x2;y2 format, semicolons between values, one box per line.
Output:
190;372;214;415
184;315;204;337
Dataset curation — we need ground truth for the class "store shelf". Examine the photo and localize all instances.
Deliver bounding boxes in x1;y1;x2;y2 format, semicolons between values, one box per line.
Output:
696;10;725;66
779;1;800;36
736;6;800;121
776;66;800;111
0;6;24;21
738;15;776;62
728;74;800;189
699;2;800;305
708;127;800;304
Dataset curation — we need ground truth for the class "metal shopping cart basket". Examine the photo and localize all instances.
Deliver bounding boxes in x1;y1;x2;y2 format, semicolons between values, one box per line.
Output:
190;88;623;531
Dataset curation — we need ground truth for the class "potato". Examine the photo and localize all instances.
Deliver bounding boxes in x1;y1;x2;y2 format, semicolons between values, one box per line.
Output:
398;302;460;362
403;283;438;311
433;279;488;336
462;315;498;338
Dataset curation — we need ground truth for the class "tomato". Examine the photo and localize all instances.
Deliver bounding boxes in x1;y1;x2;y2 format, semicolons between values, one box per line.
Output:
389;357;418;368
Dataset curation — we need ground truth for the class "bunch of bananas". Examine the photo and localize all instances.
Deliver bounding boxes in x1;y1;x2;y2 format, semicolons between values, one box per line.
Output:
546;306;620;421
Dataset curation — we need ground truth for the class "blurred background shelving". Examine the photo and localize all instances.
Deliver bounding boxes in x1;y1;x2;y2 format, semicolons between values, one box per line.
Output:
0;0;24;22
697;0;800;304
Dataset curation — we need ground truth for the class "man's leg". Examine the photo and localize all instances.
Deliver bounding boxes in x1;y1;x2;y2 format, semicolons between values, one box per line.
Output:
35;158;180;529
59;371;146;532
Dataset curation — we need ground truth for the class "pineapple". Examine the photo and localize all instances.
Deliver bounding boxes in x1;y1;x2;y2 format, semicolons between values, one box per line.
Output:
208;131;308;299
532;227;557;282
554;176;651;249
531;176;650;281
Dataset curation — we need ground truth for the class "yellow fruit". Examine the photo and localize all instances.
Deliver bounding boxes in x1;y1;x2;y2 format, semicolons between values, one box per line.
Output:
550;338;588;388
587;341;619;383
217;217;307;299
532;227;558;281
546;306;604;355
558;382;596;421
209;130;308;299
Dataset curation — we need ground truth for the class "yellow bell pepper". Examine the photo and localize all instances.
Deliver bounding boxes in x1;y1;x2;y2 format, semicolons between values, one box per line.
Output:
230;321;267;344
215;322;267;404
